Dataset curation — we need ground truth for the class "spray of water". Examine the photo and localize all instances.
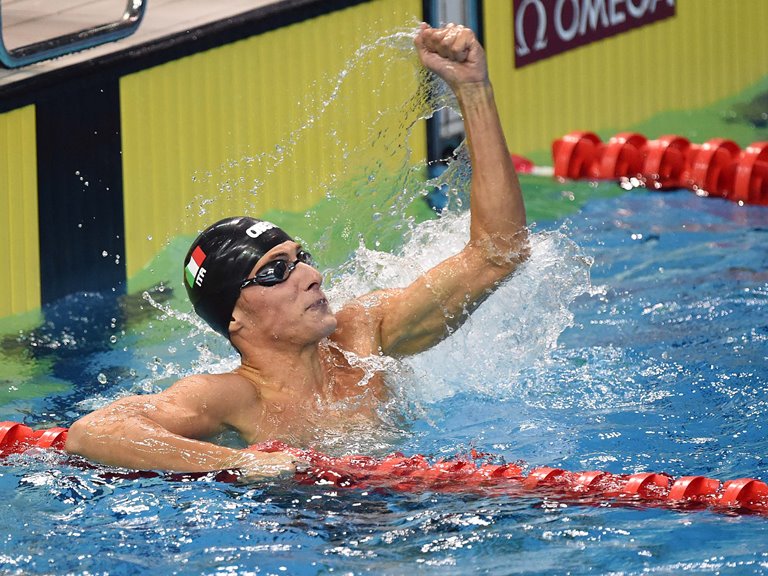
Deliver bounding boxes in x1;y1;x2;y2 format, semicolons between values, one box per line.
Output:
326;214;594;405
186;27;432;220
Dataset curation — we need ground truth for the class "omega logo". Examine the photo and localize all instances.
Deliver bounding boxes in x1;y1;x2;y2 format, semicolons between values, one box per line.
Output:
515;0;548;57
514;0;675;67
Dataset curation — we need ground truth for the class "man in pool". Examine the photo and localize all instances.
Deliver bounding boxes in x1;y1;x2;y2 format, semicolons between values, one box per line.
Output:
64;23;528;478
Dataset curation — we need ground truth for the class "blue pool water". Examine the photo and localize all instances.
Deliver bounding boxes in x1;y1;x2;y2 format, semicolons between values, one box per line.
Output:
1;187;767;575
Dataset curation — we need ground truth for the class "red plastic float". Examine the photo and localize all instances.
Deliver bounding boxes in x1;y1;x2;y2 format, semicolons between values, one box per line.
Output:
597;132;648;180
552;131;768;205
3;422;768;516
668;476;720;500
733;141;768;204
689;138;741;197
552;131;603;180
0;421;68;454
642;135;692;189
511;154;536;174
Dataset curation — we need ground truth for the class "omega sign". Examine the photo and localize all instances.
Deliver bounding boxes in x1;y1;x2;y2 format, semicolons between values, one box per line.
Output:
514;0;676;68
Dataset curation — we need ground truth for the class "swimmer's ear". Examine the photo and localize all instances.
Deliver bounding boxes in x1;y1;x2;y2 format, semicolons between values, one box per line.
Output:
228;313;243;340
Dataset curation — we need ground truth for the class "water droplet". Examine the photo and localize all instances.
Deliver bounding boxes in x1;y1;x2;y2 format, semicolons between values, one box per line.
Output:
97;373;108;384
102;251;108;257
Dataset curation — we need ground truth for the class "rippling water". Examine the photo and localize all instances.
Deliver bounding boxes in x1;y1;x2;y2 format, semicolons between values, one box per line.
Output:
2;189;768;575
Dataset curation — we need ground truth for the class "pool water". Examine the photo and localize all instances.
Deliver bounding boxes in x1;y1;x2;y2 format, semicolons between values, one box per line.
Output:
1;187;767;575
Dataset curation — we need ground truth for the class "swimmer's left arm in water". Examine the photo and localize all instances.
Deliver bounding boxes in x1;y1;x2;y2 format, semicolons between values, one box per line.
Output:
64;377;297;477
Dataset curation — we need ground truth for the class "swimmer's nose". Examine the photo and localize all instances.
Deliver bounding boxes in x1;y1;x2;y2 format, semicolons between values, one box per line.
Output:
297;260;323;289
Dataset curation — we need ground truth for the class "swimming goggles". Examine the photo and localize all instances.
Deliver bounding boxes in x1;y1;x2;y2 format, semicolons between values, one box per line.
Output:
240;250;315;289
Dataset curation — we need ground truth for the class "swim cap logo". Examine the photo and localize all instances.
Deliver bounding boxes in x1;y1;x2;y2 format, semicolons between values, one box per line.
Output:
246;221;276;239
185;245;208;288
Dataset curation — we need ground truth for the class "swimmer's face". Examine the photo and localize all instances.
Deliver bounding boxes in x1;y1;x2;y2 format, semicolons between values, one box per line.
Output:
229;240;337;346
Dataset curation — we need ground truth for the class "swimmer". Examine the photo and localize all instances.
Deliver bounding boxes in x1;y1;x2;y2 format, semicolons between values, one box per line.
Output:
64;23;528;479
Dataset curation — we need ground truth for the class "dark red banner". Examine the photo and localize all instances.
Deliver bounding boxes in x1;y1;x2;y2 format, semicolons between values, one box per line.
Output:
513;0;676;68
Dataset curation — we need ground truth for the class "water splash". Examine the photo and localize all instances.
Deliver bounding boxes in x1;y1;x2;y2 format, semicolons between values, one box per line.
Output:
186;27;432;218
179;23;479;271
325;214;594;404
141;290;209;338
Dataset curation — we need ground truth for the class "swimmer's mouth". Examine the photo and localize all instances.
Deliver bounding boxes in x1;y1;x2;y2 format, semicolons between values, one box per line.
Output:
306;298;329;311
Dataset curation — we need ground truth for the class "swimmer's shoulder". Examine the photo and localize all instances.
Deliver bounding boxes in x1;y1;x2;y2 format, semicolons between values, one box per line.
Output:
156;370;265;439
163;370;262;413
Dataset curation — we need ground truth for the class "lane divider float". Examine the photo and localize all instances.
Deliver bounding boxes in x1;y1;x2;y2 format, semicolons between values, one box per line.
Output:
0;421;68;453
249;441;768;514
3;422;767;515
551;131;768;205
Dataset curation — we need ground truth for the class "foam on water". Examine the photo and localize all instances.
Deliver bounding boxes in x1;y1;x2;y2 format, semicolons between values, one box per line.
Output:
325;215;594;407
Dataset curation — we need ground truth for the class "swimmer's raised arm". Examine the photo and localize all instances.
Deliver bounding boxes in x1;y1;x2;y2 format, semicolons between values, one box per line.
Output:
415;23;527;251
335;24;527;357
65;376;296;478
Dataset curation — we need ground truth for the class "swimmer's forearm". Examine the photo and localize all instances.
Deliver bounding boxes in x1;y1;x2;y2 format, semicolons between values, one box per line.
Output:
66;419;296;479
456;81;527;253
65;415;268;474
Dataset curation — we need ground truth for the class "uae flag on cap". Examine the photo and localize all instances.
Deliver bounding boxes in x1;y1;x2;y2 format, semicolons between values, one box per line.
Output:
185;246;207;288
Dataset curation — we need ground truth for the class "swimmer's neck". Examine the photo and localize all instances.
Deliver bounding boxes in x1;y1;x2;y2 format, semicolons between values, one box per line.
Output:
235;341;328;399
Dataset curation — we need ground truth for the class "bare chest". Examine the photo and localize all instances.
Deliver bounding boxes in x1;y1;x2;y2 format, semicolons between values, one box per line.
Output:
237;352;388;447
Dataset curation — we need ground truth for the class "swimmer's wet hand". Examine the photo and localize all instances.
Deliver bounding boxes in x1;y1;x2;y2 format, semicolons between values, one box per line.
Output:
224;449;304;482
414;23;488;88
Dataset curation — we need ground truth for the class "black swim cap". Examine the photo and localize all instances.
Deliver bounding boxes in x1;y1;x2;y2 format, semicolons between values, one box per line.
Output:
183;217;293;338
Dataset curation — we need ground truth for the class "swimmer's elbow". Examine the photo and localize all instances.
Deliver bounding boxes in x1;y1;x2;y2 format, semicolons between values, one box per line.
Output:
65;401;140;458
479;228;530;277
64;416;91;456
508;230;531;269
65;411;117;457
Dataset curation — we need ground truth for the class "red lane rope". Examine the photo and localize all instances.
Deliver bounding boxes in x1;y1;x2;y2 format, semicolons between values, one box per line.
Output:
551;131;768;205
4;422;767;515
250;441;768;515
0;421;69;452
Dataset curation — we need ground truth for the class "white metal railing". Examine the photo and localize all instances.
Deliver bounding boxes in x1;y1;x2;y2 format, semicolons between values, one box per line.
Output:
0;0;146;68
